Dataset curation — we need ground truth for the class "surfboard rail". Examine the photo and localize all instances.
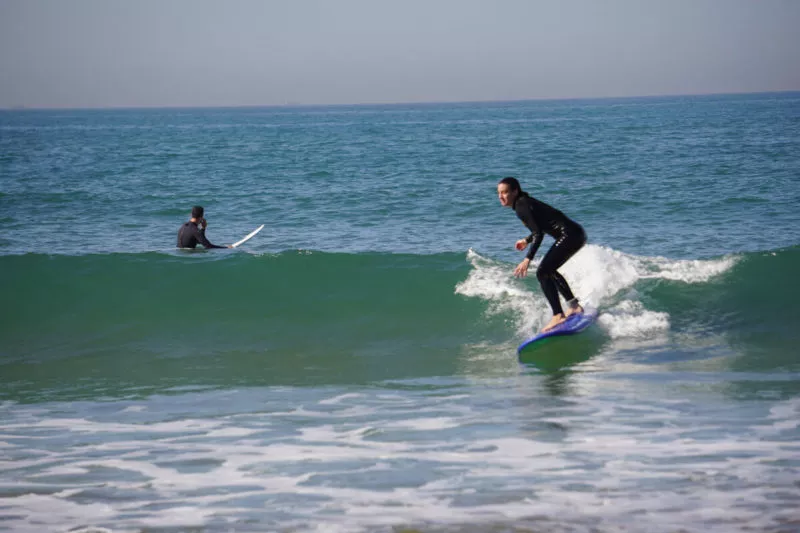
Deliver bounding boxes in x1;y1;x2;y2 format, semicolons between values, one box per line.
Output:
231;225;265;248
517;308;598;354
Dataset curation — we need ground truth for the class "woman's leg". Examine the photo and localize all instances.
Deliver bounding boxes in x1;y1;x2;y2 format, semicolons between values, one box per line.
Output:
551;271;576;303
536;231;586;330
536;262;564;316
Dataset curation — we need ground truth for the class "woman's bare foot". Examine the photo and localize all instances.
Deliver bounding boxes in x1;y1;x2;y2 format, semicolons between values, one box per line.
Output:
542;314;566;332
565;304;584;318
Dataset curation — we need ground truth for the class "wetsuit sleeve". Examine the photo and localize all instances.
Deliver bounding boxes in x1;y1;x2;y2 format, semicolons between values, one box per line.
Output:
525;226;543;260
196;227;226;249
516;197;543;260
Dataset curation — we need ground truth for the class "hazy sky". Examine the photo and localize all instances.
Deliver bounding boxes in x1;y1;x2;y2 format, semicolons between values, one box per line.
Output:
1;0;799;108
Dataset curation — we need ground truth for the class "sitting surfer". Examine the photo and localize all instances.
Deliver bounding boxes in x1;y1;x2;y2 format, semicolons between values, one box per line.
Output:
497;177;586;332
177;206;231;249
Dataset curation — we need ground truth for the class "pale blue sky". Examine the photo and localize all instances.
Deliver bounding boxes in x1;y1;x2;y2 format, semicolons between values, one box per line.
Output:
1;0;798;108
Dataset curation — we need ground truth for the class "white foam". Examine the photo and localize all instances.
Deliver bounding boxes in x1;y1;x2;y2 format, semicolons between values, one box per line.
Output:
760;397;800;434
639;254;738;283
24;417;222;434
457;246;736;337
598;299;671;339
319;392;364;405
384;417;462;431
455;250;549;334
206;427;259;438
2;385;797;533
5;493;115;529
138;506;212;528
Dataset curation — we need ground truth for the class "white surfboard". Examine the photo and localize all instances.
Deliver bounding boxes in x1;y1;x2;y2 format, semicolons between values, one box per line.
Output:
231;225;264;248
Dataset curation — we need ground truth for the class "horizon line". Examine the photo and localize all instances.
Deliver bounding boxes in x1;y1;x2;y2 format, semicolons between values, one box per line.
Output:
2;89;798;112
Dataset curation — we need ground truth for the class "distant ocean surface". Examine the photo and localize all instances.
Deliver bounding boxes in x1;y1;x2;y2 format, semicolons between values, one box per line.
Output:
1;93;799;532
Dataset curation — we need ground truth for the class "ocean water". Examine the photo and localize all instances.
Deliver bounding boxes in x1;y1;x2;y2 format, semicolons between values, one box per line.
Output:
1;93;799;532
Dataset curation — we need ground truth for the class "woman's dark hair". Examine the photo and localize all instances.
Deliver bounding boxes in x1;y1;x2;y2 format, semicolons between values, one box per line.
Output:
498;176;523;194
191;206;204;219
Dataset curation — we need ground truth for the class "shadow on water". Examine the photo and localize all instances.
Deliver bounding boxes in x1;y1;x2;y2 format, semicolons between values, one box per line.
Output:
517;329;606;372
517;329;608;396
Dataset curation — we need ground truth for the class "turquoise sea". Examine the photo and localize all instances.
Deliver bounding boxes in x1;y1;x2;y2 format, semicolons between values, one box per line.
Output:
1;93;799;532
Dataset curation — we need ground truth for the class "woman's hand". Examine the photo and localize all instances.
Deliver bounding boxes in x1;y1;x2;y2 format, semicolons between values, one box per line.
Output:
514;258;531;278
515;239;528;251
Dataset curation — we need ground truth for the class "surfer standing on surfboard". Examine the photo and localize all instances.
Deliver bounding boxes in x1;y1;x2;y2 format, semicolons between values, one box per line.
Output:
177;206;231;249
497;177;586;332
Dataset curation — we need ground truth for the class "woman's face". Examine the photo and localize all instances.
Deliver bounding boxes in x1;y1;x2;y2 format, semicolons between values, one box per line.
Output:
497;183;516;207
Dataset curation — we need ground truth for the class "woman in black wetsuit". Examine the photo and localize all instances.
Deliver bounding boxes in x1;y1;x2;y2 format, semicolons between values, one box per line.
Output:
497;177;587;332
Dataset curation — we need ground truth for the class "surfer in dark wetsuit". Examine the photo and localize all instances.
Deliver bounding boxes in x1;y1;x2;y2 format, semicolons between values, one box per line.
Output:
497;177;586;332
177;206;230;249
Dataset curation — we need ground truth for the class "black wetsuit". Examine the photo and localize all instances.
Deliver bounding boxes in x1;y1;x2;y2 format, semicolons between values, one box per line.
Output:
513;193;586;315
177;222;226;249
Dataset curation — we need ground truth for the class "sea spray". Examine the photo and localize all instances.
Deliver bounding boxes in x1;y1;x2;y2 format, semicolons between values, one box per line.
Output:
457;245;738;337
